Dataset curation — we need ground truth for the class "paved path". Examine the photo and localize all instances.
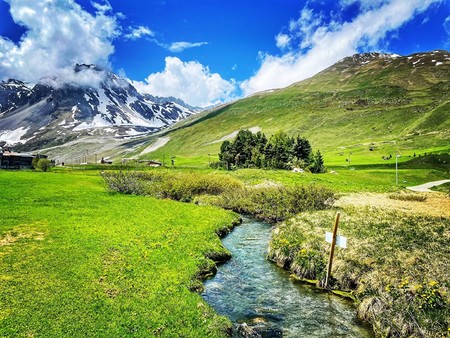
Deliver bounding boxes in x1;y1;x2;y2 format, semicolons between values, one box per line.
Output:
407;179;450;192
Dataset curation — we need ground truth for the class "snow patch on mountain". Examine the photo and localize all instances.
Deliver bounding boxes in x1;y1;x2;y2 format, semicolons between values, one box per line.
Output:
0;126;30;144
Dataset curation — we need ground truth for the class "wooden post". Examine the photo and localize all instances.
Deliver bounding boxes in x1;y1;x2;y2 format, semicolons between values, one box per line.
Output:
325;212;340;289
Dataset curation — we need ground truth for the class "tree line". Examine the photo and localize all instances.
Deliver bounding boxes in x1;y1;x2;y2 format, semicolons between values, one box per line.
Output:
216;129;325;172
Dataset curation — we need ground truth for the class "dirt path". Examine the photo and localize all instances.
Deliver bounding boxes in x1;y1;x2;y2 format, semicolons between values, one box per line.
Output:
140;137;170;155
406;179;450;192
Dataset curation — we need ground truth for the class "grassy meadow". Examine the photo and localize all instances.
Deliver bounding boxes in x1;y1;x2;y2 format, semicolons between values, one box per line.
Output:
97;163;450;336
1;150;448;338
0;170;239;337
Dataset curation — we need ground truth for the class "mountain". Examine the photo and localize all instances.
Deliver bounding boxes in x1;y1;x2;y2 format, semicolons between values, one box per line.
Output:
0;64;196;152
138;50;450;166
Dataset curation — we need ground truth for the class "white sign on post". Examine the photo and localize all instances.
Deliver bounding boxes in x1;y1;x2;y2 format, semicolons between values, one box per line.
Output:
325;232;347;249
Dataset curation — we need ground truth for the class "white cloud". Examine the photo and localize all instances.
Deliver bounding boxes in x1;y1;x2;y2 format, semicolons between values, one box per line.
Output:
0;0;119;86
133;57;236;107
340;0;389;10
241;0;442;96
168;41;208;52
444;16;450;34
124;26;155;40
275;33;290;49
40;67;108;88
91;0;112;13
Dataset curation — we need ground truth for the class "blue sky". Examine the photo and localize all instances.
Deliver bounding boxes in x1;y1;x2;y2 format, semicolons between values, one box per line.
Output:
0;0;449;106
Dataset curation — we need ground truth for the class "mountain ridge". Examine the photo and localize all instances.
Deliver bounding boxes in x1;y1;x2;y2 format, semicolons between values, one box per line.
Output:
0;64;198;151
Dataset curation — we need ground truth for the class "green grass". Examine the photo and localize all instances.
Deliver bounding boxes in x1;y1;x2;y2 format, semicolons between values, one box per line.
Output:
224;167;447;193
0;170;239;337
94;163;447;195
72;152;449;195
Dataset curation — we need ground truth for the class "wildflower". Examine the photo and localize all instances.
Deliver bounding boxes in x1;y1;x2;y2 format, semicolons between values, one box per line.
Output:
428;280;438;287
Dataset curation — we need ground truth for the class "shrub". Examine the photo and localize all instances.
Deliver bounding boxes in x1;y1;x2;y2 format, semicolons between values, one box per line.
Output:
35;158;53;172
101;170;335;223
217;184;335;223
101;170;147;195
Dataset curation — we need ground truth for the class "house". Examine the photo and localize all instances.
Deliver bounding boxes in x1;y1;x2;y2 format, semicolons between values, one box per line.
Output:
0;150;48;169
138;160;162;167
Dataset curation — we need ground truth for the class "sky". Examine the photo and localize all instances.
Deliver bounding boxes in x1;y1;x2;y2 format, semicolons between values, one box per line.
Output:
0;0;449;107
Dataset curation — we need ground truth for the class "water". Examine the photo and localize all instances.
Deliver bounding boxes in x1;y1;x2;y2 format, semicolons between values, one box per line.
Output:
202;217;373;337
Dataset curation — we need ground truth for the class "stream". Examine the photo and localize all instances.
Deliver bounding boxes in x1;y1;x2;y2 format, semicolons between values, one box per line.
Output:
202;217;374;337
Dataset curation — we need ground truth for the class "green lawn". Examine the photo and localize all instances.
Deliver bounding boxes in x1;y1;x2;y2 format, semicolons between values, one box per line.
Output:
0;170;238;337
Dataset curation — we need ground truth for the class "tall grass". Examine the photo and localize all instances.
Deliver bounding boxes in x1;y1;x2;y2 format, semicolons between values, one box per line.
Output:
268;207;450;337
102;170;335;223
216;184;335;223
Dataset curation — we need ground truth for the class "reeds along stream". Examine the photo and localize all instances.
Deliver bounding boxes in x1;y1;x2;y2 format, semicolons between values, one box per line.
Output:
202;217;373;337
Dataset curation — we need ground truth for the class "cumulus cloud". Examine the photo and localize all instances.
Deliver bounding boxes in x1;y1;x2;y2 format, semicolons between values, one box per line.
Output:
124;26;155;40
167;41;208;52
132;57;236;107
0;0;119;86
241;0;442;96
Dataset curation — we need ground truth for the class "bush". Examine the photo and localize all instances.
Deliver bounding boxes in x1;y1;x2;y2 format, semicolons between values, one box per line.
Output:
217;184;335;223
101;170;147;195
388;192;427;202
102;170;244;200
101;170;335;223
35;159;53;172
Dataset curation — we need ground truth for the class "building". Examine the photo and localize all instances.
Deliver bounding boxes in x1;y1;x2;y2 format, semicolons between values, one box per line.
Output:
138;160;162;167
0;150;48;169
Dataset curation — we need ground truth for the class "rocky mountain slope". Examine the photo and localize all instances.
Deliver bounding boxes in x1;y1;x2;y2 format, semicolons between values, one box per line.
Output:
139;50;450;166
0;64;196;151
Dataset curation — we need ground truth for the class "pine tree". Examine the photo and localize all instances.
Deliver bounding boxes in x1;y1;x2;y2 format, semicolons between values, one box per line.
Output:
292;135;312;165
309;150;326;173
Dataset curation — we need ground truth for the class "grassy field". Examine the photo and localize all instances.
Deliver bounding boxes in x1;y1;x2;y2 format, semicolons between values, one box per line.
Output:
0;170;239;337
85;156;449;193
1;162;448;337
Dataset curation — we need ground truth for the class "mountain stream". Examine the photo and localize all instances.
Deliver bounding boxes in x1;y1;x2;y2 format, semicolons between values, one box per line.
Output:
202;217;374;337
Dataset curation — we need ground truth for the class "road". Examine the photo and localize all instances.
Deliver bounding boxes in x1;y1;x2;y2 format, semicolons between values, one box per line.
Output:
407;179;450;192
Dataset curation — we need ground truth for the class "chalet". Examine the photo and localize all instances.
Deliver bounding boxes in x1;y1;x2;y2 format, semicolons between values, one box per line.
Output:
0;150;48;169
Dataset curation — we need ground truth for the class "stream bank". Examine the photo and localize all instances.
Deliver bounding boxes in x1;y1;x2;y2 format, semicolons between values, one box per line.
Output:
202;217;373;337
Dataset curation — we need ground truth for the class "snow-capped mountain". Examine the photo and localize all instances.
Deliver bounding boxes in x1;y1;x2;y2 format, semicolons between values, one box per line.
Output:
0;64;196;150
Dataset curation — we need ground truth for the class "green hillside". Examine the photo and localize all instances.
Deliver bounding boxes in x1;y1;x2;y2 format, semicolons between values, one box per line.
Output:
136;51;450;167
